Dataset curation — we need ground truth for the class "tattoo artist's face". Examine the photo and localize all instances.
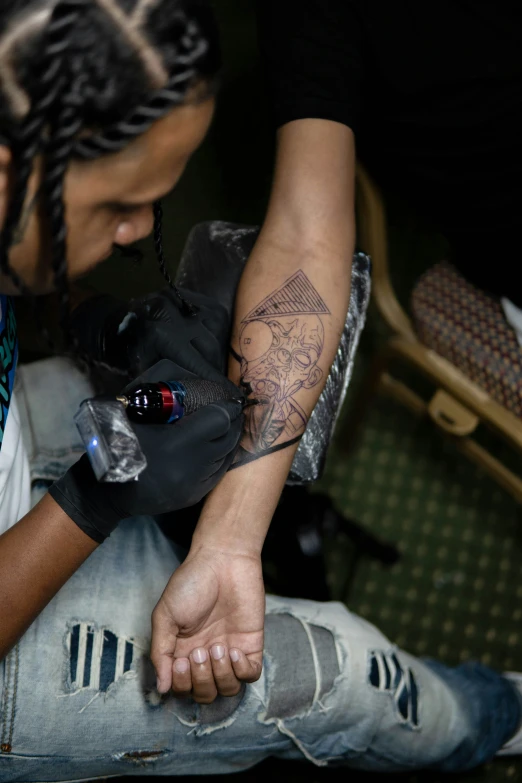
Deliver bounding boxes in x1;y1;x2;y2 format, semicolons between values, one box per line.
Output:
0;97;214;294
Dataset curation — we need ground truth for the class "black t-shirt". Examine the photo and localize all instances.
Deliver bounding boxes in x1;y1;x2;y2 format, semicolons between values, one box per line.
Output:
257;1;522;300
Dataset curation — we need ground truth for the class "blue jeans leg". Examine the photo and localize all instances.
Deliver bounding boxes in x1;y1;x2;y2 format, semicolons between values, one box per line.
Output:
1;517;520;780
424;659;521;771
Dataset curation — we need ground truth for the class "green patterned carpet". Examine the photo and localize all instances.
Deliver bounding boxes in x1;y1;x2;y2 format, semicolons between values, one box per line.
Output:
324;396;522;678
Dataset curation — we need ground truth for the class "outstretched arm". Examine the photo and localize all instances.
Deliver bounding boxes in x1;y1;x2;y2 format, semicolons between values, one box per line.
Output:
0;496;99;660
199;118;356;543
152;118;356;700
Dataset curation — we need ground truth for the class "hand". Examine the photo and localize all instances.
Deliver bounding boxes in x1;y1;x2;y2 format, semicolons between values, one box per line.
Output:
69;288;230;379
49;360;244;543
126;288;230;377
151;545;265;704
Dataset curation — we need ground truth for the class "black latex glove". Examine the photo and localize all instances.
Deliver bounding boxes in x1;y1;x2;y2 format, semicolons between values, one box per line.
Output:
70;288;230;378
49;360;244;544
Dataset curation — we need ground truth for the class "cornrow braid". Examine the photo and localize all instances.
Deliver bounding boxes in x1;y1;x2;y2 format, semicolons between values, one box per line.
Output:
74;23;207;159
40;3;90;339
43;88;84;336
153;200;197;316
0;0;86;299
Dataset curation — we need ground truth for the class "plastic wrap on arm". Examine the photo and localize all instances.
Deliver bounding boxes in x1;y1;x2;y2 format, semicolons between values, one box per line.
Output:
176;222;371;485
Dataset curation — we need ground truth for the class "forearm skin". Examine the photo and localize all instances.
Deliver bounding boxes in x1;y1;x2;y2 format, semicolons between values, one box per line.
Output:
0;495;98;660
193;120;356;555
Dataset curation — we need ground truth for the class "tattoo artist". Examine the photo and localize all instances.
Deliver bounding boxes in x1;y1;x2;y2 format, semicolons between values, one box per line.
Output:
0;0;250;688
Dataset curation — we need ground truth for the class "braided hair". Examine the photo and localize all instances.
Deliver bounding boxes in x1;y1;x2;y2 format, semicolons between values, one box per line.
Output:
0;0;220;340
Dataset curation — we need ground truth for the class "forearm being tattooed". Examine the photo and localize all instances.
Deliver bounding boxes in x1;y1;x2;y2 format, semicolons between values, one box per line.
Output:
231;270;331;468
190;120;355;558
192;242;353;556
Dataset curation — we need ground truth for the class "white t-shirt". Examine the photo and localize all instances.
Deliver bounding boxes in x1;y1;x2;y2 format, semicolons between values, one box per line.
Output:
0;294;31;534
0;390;31;534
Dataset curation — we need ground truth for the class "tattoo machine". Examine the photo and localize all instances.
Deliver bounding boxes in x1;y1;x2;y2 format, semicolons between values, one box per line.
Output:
75;378;256;483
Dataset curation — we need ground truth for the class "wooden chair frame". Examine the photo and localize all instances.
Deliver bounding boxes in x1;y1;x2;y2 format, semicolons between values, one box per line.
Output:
354;164;522;504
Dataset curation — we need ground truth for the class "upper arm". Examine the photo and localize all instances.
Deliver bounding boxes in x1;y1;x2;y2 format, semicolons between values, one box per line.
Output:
263;119;356;256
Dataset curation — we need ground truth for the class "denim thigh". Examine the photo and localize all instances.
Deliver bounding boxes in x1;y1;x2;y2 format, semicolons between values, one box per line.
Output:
0;513;499;781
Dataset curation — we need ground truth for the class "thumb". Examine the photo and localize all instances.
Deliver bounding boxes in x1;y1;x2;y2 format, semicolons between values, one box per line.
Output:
150;603;180;695
229;648;264;684
213;397;245;424
179;397;244;441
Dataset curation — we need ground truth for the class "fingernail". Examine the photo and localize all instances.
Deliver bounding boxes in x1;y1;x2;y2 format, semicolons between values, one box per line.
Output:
211;644;225;661
174;658;189;674
230;648;240;662
192;648;208;664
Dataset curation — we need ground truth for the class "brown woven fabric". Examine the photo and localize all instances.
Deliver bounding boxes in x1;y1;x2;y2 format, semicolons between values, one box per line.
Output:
411;262;522;418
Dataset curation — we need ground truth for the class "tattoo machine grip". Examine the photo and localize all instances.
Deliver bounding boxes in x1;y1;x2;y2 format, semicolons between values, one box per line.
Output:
182;378;242;414
75;378;245;482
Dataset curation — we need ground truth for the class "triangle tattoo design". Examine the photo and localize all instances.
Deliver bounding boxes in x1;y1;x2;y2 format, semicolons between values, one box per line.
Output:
242;271;331;321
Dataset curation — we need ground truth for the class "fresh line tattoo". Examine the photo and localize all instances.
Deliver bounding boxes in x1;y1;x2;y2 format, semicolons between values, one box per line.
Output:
231;270;330;468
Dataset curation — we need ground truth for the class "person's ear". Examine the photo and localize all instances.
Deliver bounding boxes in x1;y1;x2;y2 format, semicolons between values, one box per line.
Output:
0;145;13;229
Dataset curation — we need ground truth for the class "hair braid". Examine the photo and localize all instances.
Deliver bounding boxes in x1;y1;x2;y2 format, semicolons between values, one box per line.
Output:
44;95;83;336
74;25;208;160
0;90;52;296
0;0;86;299
153;200;197;316
35;1;89;342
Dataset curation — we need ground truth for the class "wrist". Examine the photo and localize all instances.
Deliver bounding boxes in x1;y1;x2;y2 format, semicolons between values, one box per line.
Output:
191;507;267;557
187;537;262;564
192;473;288;556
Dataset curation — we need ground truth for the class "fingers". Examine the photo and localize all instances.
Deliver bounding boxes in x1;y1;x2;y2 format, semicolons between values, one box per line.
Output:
184;399;244;442
229;648;263;684
170;657;192;698
169;646;261;703
210;644;243;696
207;415;243;459
188;648;218;704
214;398;245;425
190;335;227;375
202;423;244;484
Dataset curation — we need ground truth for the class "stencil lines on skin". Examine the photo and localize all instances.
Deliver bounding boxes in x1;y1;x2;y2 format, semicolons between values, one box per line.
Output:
232;271;330;467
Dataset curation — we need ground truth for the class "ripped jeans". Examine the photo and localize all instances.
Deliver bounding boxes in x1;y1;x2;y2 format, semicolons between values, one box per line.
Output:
1;359;520;781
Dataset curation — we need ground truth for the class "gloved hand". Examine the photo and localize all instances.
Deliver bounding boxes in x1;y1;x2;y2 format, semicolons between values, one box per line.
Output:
49;360;244;544
70;288;230;378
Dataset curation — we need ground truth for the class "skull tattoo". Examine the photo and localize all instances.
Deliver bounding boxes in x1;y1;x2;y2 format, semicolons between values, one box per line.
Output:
239;315;325;453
